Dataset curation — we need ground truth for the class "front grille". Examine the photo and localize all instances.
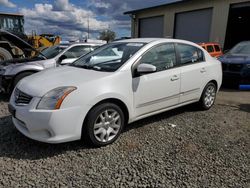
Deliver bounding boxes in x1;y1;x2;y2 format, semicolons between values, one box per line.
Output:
228;64;243;72
14;88;33;105
222;63;228;71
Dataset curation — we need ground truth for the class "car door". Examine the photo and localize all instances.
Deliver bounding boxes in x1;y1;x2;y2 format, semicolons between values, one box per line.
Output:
133;43;181;117
176;43;208;103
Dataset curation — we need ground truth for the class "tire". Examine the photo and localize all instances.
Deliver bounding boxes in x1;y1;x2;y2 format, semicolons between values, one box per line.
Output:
199;82;217;110
0;47;12;61
13;72;34;89
82;103;125;147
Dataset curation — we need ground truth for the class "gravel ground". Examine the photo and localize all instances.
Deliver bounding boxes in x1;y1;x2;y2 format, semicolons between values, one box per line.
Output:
0;92;249;187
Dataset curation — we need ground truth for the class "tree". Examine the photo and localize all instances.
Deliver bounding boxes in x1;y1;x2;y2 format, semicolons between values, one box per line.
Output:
99;30;116;43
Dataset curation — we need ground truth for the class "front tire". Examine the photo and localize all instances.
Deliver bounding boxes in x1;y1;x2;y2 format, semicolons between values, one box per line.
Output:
199;82;217;110
82;103;125;147
0;47;12;61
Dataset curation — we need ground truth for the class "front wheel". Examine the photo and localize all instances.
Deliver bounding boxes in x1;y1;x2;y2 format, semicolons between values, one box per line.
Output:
199;82;217;110
82;103;125;147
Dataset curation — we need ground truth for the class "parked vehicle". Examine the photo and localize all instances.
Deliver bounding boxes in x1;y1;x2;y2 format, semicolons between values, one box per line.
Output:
218;41;250;84
8;38;222;147
199;42;223;58
0;40;102;93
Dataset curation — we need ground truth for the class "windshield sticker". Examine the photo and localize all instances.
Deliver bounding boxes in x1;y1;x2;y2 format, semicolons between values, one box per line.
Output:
126;43;144;47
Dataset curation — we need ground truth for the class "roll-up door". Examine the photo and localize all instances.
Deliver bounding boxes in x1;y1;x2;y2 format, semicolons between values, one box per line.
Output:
139;16;164;38
174;8;213;43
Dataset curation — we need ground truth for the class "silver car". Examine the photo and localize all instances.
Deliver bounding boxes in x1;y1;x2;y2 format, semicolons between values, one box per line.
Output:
0;42;102;93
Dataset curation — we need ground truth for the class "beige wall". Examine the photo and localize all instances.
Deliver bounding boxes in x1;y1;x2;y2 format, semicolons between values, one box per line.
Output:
130;0;250;48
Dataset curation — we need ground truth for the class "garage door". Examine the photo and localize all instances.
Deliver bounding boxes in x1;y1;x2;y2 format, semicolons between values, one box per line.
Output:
139;16;164;38
174;8;213;43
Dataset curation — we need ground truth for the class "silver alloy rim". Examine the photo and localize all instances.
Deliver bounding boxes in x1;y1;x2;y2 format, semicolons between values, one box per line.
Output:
93;109;121;143
204;85;216;108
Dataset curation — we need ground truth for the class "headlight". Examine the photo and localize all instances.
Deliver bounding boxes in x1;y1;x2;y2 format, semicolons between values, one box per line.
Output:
37;86;77;110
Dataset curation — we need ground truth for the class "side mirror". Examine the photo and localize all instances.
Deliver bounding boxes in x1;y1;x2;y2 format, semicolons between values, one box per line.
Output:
136;63;157;75
61;58;76;65
58;55;67;64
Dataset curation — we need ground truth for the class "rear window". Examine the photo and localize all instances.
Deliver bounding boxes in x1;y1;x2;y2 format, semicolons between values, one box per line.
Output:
214;45;221;52
177;43;204;65
207;45;214;53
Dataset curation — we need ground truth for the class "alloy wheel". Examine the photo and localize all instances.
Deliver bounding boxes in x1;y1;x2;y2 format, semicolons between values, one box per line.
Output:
93;109;121;143
204;85;216;108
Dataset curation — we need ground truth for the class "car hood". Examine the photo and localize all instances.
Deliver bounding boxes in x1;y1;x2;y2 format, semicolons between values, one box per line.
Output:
0;56;45;66
218;54;250;64
17;66;112;97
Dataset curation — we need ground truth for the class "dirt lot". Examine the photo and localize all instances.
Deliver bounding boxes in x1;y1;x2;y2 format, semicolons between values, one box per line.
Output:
0;89;249;187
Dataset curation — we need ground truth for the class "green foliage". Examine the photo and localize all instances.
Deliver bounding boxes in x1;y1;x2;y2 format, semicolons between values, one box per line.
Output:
99;30;116;42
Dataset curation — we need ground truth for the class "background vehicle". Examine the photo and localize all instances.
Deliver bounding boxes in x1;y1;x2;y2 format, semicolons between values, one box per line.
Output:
199;42;223;58
0;42;102;93
218;41;250;85
0;13;60;61
9;38;222;147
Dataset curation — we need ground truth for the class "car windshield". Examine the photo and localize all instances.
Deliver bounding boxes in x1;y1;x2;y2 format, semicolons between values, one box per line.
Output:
230;42;250;55
38;45;67;59
71;42;145;72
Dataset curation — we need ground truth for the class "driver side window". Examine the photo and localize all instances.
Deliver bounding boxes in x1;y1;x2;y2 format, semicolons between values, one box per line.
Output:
64;46;91;58
140;43;177;72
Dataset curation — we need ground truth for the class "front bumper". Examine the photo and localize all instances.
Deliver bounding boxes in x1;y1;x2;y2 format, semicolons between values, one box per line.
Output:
223;71;250;84
9;93;90;144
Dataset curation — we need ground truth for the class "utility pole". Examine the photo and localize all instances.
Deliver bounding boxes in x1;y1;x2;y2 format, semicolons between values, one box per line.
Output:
87;16;89;39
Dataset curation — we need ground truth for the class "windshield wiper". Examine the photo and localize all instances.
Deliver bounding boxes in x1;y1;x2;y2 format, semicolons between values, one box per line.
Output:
72;64;94;70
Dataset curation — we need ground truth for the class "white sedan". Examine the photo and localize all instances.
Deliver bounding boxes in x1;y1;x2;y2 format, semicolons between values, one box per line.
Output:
9;38;222;147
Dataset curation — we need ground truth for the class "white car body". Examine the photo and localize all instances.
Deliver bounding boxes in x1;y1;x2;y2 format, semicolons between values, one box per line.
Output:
9;38;222;144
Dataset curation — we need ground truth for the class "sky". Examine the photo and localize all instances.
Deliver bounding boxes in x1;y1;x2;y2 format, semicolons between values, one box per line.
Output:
0;0;176;40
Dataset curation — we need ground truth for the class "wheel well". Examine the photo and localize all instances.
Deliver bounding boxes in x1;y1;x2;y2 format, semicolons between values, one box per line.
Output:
10;70;38;90
199;80;218;101
208;80;218;91
84;98;129;125
14;70;38;80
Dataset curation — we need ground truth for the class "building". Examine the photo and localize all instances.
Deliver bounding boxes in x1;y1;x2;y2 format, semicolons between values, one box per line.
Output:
124;0;250;50
0;12;24;33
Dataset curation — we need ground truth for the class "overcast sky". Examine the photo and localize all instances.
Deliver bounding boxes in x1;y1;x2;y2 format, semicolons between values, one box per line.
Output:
0;0;177;40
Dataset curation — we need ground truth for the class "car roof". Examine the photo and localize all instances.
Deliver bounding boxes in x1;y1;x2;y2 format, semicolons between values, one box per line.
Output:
237;41;250;45
68;42;102;46
58;42;102;48
113;38;198;44
113;38;163;43
112;38;203;48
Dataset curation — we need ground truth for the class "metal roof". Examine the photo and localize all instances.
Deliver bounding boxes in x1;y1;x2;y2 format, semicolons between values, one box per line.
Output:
124;0;191;15
0;12;24;17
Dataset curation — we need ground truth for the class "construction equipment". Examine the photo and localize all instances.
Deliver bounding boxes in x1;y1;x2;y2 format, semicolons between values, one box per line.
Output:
28;31;61;51
0;12;61;61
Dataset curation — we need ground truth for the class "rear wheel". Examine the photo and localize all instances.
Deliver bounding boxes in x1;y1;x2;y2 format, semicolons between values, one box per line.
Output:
199;82;217;110
82;103;125;147
0;47;12;61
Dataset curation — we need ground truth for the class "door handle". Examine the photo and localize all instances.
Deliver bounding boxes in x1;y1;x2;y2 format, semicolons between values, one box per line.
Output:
200;68;206;73
171;75;179;81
